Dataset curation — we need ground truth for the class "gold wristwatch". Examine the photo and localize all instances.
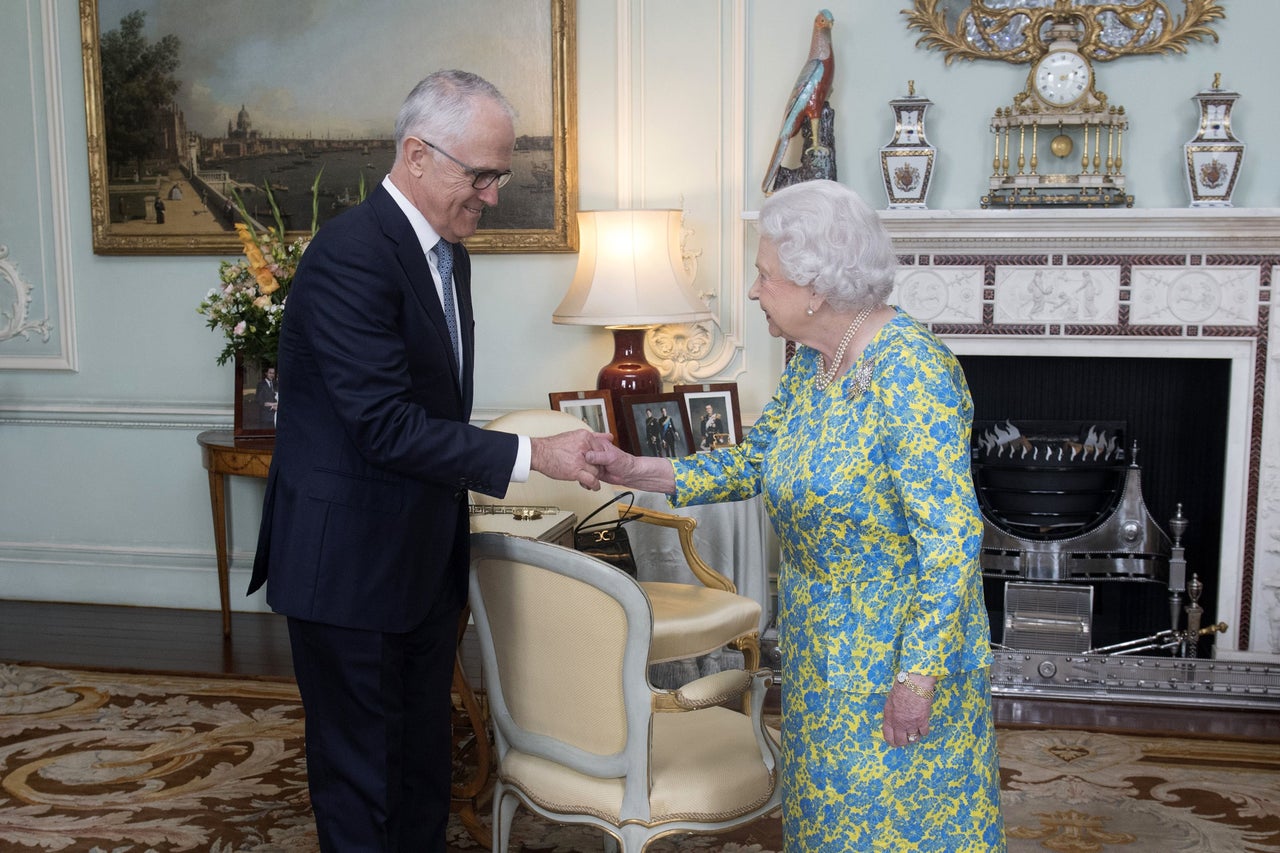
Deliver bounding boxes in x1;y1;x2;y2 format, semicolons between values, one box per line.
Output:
896;671;935;701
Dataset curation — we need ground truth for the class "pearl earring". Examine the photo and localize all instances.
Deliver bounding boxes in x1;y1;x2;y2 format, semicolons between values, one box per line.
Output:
806;307;815;316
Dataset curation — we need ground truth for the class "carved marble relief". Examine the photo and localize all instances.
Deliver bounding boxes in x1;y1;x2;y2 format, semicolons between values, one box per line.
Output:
1130;266;1260;326
993;266;1121;324
892;266;984;323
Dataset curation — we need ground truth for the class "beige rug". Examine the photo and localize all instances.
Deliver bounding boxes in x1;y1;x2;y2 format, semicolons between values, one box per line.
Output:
1;663;1278;852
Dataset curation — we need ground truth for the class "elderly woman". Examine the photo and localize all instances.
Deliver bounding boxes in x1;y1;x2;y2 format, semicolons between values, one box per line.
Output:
587;180;1005;851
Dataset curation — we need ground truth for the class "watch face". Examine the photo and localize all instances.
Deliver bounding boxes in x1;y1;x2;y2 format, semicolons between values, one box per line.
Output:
1034;50;1091;106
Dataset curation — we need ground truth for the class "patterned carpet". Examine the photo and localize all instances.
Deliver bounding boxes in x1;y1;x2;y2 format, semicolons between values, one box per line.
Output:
2;663;1278;852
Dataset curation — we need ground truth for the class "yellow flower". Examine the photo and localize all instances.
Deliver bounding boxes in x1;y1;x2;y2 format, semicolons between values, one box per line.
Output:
235;223;279;293
234;223;263;265
254;268;280;294
203;213;309;367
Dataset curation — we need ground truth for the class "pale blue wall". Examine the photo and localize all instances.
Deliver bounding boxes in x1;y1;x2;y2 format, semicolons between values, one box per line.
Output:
0;0;1272;611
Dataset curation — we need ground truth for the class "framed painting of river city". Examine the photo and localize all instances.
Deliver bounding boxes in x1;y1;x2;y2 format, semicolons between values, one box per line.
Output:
80;0;577;255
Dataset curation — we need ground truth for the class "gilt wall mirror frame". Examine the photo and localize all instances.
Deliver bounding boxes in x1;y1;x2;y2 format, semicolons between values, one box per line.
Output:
903;0;1224;64
80;0;578;255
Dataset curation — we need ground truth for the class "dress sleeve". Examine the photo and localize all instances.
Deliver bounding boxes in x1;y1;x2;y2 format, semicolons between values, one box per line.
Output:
879;336;986;676
668;351;805;507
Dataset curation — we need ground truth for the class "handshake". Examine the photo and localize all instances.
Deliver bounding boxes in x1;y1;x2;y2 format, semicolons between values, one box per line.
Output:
529;429;676;494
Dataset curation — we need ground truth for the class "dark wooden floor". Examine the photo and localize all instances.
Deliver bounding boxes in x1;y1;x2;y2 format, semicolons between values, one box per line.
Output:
0;599;294;680
3;599;1277;740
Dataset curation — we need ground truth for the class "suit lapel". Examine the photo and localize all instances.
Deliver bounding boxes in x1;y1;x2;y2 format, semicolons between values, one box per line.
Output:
371;187;465;400
453;242;475;414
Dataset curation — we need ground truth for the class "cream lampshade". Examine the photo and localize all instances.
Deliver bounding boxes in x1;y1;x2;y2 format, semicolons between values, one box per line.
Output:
553;209;712;395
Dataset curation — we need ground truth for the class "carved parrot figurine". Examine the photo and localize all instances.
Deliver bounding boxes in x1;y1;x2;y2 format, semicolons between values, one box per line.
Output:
762;9;835;195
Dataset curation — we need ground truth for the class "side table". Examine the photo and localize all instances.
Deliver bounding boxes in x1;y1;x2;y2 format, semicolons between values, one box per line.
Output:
196;430;274;637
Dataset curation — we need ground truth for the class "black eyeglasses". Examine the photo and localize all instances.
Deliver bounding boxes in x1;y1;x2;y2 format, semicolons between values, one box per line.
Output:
419;138;513;190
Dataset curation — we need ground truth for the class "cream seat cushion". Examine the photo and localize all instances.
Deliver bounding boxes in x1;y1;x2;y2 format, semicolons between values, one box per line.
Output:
500;705;777;824
640;581;761;664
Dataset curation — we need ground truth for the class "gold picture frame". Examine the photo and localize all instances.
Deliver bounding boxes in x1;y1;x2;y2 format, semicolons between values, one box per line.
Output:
80;0;577;255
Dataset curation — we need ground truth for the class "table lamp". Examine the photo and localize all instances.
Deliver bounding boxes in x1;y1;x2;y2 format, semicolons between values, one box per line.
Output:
553;209;712;395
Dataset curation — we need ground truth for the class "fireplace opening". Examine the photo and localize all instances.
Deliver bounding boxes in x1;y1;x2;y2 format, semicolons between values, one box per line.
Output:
958;355;1230;654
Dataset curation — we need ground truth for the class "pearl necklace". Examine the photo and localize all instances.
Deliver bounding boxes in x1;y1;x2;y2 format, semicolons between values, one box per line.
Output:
816;306;873;390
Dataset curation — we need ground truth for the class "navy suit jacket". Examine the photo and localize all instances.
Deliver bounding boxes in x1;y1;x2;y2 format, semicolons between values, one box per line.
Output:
249;184;517;632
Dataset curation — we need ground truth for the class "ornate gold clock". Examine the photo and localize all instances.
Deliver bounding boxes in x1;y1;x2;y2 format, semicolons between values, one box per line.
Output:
904;0;1226;209
987;19;1131;208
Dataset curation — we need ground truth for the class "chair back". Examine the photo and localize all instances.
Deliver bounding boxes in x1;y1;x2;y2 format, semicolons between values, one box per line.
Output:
469;533;655;795
477;409;620;520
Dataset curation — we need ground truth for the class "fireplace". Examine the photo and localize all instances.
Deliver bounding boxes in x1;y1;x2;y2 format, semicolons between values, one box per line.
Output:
963;359;1230;655
882;207;1276;660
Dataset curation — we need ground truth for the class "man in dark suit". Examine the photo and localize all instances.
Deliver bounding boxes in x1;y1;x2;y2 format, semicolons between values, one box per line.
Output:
249;70;602;852
254;365;278;428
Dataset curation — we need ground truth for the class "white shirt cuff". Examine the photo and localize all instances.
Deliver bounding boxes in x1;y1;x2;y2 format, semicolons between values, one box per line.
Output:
511;435;532;483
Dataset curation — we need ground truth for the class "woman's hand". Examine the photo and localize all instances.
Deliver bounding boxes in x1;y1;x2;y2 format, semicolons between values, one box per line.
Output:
585;436;677;494
881;674;936;748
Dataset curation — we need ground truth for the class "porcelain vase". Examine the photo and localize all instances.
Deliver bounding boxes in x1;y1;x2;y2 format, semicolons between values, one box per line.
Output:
880;84;936;210
1184;75;1245;208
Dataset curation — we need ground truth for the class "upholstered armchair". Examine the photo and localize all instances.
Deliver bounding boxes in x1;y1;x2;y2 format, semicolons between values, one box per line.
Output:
473;409;762;674
469;532;781;852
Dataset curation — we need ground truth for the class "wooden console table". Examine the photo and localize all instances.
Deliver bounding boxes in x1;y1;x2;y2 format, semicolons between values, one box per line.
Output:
196;430;274;637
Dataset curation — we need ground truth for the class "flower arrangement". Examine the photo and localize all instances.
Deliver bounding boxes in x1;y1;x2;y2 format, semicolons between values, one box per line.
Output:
197;221;306;366
197;173;335;367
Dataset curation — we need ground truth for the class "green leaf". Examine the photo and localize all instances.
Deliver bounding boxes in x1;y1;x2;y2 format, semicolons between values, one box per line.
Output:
262;184;286;237
310;166;325;235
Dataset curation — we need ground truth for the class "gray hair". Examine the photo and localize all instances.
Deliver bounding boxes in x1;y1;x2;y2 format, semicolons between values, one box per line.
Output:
757;180;896;312
394;70;515;155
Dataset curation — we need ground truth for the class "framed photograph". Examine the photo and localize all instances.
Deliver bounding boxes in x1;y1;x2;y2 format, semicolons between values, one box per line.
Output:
233;358;277;439
80;0;577;255
548;389;617;437
618;393;694;459
674;383;743;451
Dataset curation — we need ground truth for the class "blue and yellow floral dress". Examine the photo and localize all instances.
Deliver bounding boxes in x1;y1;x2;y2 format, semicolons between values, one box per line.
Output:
670;311;1006;852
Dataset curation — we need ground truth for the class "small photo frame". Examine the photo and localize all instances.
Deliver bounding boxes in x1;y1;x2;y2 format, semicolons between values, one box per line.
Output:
234;359;279;439
548;389;617;437
674;383;743;451
619;393;694;458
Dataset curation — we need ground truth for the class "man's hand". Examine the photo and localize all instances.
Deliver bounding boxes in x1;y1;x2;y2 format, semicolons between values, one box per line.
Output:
529;430;609;490
583;434;633;486
585;435;677;494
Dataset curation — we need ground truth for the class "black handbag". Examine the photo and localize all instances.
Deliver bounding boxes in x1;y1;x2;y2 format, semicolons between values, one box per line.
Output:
574;491;639;577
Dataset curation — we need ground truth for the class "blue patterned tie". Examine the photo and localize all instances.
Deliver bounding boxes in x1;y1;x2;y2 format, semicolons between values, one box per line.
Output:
435;238;461;370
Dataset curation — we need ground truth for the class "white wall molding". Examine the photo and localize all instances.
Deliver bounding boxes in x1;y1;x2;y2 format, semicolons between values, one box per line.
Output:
0;400;227;429
879;207;1280;252
0;540;269;612
0;0;76;371
641;0;749;383
615;0;633;205
39;0;76;370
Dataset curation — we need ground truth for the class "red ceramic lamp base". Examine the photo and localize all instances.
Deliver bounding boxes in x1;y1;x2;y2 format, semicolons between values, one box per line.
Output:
597;326;661;397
